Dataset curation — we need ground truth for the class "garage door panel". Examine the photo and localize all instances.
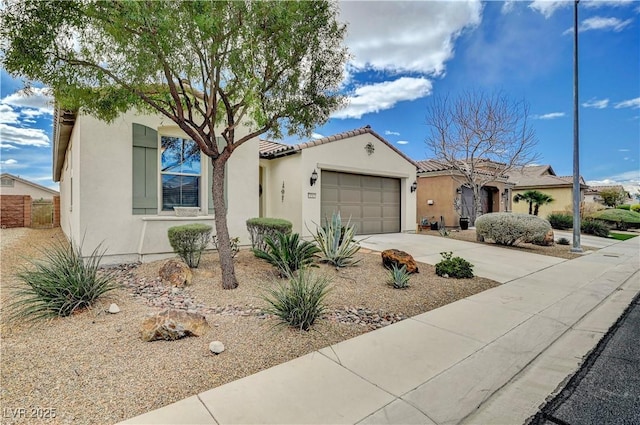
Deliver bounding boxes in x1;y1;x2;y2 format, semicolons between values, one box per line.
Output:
321;171;400;235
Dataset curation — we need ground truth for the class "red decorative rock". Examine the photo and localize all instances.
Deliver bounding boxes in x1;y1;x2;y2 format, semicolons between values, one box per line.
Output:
140;309;210;342
381;249;419;274
159;259;192;287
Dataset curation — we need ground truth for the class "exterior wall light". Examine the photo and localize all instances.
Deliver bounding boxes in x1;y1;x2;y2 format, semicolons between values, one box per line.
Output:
310;169;318;186
410;181;417;193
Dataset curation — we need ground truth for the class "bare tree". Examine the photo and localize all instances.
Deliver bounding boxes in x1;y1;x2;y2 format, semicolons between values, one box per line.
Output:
425;90;539;221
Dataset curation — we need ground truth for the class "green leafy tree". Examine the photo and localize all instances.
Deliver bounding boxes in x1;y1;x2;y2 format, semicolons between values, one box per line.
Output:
599;188;627;207
513;190;554;216
1;0;347;289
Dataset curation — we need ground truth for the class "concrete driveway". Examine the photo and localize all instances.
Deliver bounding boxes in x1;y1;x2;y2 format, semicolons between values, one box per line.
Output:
356;233;568;284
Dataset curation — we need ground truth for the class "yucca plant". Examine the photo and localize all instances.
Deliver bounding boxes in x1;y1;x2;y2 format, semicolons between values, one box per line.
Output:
7;238;119;322
261;269;331;331
253;232;320;275
313;212;361;267
387;264;411;289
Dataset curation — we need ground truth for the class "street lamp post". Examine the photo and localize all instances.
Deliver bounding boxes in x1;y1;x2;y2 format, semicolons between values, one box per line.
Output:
571;0;583;253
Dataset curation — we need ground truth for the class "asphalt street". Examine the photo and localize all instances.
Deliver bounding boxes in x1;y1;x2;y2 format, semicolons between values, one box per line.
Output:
528;291;640;425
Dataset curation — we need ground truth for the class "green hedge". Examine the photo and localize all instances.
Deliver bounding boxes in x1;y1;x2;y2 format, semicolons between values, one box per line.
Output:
587;209;640;230
246;217;292;252
168;223;212;268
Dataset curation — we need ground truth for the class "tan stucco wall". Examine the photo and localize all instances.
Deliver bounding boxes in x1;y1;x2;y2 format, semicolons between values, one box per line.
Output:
416;174;511;227
0;179;58;200
259;154;303;233
511;187;584;218
63;110;258;264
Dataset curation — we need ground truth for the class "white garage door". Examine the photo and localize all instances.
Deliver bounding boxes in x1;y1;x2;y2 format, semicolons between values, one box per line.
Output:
321;171;400;235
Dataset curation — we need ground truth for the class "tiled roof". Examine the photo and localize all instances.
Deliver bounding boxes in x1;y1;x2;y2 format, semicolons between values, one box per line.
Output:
416;160;452;173
259;126;417;167
585;185;625;194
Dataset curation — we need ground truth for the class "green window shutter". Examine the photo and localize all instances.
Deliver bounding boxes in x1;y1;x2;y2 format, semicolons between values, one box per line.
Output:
132;123;158;214
208;137;228;214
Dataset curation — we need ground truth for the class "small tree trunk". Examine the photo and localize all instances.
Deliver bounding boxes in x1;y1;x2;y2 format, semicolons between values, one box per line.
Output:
473;184;483;225
528;202;533;215
533;204;540;216
211;156;238;290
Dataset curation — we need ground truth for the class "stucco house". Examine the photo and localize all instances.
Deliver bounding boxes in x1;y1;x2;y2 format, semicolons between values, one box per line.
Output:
0;173;59;200
415;160;513;228
507;165;587;217
53;108;416;264
584;185;632;205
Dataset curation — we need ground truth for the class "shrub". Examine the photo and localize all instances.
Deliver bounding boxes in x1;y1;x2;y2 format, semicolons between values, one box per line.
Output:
8;239;119;322
556;237;570;245
617;204;631;210
587;208;640;229
386;264;411;289
547;213;573;230
261;269;331;331
475;213;552;246
581;219;610;237
211;235;240;258
435;252;474;279
313;212;361;268
167;223;212;268
253;232;320;275
632;205;640;213
246;218;292;252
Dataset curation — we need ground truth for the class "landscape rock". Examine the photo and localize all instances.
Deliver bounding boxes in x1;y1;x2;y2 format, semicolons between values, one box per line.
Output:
381;249;419;274
209;341;225;354
159;259;192;287
108;303;120;314
542;229;555;246
140;309;210;342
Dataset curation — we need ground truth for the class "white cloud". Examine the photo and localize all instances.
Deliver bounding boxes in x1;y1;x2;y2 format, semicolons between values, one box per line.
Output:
614;97;640;109
311;133;324;139
531;0;635;18
332;77;433;119
535;112;565;120
0;123;50;147
618;148;630;152
339;1;482;75
396;140;409;145
0;87;54;115
385;130;400;136
582;98;609;109
580;16;633;32
587;170;640;196
501;1;516;14
0;143;19;150
0;159;18;165
0;104;19;124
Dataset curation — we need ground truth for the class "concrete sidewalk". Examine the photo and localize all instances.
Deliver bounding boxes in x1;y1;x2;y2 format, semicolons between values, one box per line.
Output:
120;236;639;425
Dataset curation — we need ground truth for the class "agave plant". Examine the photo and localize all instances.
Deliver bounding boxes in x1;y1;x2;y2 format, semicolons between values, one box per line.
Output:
253;232;320;275
386;264;411;289
313;212;361;268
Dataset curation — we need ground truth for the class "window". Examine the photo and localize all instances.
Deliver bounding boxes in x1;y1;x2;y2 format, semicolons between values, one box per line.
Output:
0;177;14;187
160;136;201;211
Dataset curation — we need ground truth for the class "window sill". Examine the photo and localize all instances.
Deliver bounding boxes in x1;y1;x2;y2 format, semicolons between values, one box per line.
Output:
141;215;213;222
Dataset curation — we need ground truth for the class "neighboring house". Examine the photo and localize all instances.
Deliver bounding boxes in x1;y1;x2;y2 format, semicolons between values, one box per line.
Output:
53;107;417;264
0;173;59;200
415;160;513;227
259;126;417;237
584;185;631;205
507;165;587;217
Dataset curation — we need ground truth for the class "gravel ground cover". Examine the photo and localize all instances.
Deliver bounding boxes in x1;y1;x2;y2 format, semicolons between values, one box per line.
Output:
0;228;500;425
418;228;598;260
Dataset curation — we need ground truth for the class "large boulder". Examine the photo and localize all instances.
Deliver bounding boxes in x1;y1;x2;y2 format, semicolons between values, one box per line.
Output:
140;309;210;342
381;249;419;274
533;229;555;246
159;259;192;287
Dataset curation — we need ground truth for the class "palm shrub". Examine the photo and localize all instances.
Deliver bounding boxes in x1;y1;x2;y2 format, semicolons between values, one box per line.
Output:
8;239;119;321
435;252;474;278
556;237;570;245
167;223;212;268
387;264;411;289
261;269;331;331
314;212;361;267
581;219;610;237
547;213;573;230
253;232;320;275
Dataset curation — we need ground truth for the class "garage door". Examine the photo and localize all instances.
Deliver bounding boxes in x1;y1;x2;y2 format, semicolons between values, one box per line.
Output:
321;171;400;235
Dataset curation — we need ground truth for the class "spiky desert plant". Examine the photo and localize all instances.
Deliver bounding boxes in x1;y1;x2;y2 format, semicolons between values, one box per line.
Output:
8;239;119;322
253;232;320;275
261;269;331;331
386;264;411;289
313;212;361;267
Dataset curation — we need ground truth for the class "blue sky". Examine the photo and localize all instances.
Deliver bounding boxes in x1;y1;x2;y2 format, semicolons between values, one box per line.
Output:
1;0;639;194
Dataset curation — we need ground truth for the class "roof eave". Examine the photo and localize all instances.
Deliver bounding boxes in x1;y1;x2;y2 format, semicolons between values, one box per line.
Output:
53;107;77;182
